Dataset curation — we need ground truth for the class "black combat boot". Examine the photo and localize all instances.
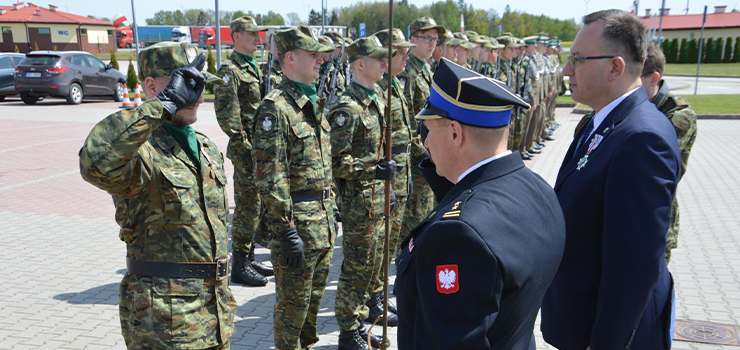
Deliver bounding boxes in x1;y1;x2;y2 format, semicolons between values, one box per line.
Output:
357;323;390;348
375;291;397;314
364;292;398;326
231;250;267;286
249;243;274;277
338;328;369;350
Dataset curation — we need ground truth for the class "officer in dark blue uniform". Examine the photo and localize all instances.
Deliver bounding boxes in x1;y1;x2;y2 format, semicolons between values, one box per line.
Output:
394;58;566;349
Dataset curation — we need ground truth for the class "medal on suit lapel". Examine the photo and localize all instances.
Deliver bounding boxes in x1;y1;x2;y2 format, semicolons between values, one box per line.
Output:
577;134;604;171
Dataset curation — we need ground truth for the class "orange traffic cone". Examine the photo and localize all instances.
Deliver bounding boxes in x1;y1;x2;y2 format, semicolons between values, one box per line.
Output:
120;83;131;108
133;84;142;107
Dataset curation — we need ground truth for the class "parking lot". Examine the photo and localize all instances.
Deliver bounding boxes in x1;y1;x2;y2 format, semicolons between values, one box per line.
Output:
0;100;739;349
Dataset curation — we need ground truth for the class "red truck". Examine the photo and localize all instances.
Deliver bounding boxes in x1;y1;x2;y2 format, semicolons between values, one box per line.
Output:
115;26;134;48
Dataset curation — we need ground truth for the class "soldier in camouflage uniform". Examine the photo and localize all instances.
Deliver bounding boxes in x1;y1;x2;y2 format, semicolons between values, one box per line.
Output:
329;36;397;350
452;32;476;68
430;29;461;74
398;17;445;251
367;27;416;334
520;35;543;160
324;31;348;96
214;15;272;287
262;31;284;90
79;42;236;350
251;26;337;350
640;45;698;263
482;37;503;78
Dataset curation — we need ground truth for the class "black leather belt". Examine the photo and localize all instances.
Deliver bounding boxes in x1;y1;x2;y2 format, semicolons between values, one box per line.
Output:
126;257;230;280
290;187;331;203
391;144;411;154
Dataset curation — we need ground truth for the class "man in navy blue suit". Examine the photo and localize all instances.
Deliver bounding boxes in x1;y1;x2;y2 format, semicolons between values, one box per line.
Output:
540;9;681;350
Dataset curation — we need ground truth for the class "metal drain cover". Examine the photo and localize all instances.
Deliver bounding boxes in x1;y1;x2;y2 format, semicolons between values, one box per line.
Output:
675;320;740;346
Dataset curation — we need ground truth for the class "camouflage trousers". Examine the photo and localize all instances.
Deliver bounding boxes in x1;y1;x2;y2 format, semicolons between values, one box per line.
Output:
271;247;333;350
372;193;408;293
401;164;435;239
665;196;680;264
335;194;385;331
120;273;236;350
231;159;262;254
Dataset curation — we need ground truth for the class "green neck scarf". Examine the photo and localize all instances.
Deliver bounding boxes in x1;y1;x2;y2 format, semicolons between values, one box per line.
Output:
383;73;399;92
292;80;318;113
161;123;200;167
410;54;430;76
236;52;258;74
353;81;378;105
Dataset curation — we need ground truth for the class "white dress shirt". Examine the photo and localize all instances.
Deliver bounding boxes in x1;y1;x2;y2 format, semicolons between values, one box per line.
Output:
457;150;512;183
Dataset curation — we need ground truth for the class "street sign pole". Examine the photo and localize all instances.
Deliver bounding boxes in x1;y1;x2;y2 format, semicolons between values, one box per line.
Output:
215;0;221;67
694;5;707;95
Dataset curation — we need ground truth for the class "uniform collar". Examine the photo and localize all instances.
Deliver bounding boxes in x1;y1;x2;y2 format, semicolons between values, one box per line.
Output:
651;79;671;109
283;79;312;110
348;81;378;108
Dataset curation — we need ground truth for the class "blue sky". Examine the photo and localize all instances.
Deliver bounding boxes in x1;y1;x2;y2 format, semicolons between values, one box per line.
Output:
60;0;732;26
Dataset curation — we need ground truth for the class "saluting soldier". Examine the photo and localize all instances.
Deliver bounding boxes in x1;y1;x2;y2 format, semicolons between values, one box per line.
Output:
398;17;445;256
329;36;397;350
79;42;237;349
214;15;272;287
251;25;338;350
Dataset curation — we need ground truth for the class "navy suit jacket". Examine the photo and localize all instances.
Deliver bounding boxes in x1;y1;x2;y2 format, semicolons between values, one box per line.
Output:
396;153;566;349
540;87;681;350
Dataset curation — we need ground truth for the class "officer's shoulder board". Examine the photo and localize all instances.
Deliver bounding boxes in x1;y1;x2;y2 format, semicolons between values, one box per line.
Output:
435;188;476;220
264;88;282;102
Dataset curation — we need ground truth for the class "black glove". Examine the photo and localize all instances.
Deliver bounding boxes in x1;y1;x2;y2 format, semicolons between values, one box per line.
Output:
279;226;304;268
375;159;396;180
156;53;207;119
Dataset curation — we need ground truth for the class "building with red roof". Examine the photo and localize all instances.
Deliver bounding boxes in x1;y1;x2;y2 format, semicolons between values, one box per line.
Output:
639;6;740;42
0;2;115;53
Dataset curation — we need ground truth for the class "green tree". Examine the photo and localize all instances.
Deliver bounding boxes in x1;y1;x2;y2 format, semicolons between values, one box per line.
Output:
714;37;724;62
126;57;138;91
183;9;212;26
146;10;176;25
205;45;217;93
308;9;322;25
703;37;713;63
723;37;733;63
734;37;740;63
262;11;285;25
678;38;688;63
109;47;119;71
669;38;679;63
688;38;698;63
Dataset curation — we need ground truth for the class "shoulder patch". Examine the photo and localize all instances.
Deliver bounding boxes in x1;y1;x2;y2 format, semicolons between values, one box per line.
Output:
673;96;690;107
264;89;282;102
260;114;277;133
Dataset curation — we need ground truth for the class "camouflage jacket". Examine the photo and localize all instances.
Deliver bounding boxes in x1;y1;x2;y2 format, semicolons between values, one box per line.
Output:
252;79;336;250
398;53;432;119
79;99;236;348
497;59;510;87
261;59;284;90
652;80;698;180
377;75;414;197
328;82;387;217
214;51;262;160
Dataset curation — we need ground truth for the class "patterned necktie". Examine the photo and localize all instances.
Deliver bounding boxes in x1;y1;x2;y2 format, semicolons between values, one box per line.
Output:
576;116;595;150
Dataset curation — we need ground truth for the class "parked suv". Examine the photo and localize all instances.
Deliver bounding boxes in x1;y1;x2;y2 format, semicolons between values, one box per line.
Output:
15;51;126;105
0;53;25;102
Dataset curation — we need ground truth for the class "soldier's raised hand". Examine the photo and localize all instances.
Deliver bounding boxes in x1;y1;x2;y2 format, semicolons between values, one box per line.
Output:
157;53;207;118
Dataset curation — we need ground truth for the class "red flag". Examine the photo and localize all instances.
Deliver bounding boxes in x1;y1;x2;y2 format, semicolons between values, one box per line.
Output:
112;12;127;27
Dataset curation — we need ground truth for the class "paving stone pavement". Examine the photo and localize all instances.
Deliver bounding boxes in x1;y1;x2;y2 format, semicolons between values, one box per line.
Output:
0;101;738;349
